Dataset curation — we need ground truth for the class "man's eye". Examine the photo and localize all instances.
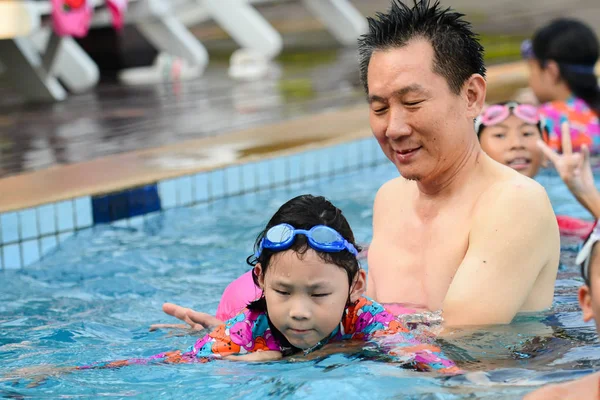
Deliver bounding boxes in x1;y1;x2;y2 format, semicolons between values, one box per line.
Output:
274;289;290;296
312;293;331;298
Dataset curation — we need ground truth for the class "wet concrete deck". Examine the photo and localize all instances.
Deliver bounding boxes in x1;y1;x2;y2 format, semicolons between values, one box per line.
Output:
0;0;599;182
0;47;363;179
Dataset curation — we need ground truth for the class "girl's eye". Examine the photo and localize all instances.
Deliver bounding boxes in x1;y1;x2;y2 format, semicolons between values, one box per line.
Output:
274;289;290;296
523;131;535;137
493;134;506;139
312;293;331;298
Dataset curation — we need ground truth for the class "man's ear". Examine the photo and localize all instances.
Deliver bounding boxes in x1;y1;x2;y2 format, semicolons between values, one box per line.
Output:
579;285;594;323
349;270;367;303
464;73;487;120
254;264;265;290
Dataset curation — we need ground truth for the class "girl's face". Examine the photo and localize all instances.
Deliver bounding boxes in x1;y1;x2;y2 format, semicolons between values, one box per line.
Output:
580;247;600;334
479;114;544;178
255;249;366;350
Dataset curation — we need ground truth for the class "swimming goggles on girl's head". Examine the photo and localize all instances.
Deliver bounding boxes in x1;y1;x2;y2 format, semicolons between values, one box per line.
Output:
521;39;596;75
474;102;541;136
576;220;600;284
254;223;358;258
521;39;535;60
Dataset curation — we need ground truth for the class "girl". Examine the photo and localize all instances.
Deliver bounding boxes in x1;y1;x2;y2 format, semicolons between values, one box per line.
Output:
22;195;461;378
521;18;600;154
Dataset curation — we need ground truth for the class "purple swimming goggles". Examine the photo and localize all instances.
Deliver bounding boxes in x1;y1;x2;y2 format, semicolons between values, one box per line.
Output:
254;223;359;258
521;39;596;75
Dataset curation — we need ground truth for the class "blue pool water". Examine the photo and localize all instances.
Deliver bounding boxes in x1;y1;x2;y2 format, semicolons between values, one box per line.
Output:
1;162;599;399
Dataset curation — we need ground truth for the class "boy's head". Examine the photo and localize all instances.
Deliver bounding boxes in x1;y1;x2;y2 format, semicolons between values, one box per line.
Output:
247;195;366;350
576;222;600;333
476;102;546;178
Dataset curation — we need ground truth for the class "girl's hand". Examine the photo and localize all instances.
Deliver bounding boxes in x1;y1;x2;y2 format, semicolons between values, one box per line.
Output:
149;303;223;332
537;121;600;218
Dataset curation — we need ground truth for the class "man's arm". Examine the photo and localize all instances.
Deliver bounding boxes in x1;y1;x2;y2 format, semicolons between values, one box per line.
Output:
366;181;394;299
366;270;377;298
442;180;560;326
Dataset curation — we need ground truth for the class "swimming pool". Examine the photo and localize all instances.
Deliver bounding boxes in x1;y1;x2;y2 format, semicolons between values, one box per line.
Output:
1;160;599;399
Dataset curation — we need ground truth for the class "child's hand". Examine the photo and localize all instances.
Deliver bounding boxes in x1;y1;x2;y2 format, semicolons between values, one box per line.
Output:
150;303;223;332
537;121;600;218
224;351;282;362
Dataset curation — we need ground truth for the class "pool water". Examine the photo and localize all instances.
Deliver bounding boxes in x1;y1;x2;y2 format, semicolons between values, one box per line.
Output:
1;162;599;399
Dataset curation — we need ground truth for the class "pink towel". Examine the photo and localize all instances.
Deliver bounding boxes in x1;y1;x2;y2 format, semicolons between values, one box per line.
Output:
52;0;127;37
51;0;93;38
106;0;128;31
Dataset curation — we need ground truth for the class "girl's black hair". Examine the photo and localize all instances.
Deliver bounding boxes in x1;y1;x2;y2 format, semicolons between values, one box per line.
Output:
531;18;600;115
245;194;361;355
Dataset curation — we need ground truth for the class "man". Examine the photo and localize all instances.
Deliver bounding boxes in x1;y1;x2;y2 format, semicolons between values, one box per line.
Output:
156;0;559;330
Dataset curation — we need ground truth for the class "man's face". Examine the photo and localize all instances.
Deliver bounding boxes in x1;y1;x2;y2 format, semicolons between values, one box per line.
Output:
366;39;479;181
479;114;544;179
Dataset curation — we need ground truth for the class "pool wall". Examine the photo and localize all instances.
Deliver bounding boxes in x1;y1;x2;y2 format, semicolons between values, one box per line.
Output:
0;136;389;269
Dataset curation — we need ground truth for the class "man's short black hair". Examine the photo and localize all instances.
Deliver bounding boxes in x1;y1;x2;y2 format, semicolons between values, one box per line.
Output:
358;0;486;95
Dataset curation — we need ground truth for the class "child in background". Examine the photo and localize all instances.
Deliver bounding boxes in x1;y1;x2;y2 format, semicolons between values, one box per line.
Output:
477;102;596;238
521;18;600;154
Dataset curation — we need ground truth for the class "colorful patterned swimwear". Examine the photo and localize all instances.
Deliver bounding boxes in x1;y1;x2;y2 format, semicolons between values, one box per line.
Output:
539;96;600;154
78;296;461;374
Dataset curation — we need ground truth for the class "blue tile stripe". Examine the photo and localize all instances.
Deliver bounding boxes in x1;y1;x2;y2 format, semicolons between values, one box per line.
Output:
0;137;386;269
93;184;162;224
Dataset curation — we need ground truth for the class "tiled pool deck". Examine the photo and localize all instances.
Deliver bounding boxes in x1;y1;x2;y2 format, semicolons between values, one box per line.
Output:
1;60;599;270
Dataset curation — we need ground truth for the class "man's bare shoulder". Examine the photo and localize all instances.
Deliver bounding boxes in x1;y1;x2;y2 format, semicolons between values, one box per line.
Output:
524;372;600;400
475;172;554;221
471;172;559;257
374;176;413;204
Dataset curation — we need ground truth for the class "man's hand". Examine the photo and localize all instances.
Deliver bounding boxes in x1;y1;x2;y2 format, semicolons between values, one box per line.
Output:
538;121;600;218
149;303;223;332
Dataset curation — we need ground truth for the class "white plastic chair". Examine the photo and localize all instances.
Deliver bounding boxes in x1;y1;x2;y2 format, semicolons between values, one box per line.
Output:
0;1;99;101
301;0;367;47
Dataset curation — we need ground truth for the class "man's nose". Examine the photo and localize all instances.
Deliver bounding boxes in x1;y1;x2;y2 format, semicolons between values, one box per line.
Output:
385;109;412;140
